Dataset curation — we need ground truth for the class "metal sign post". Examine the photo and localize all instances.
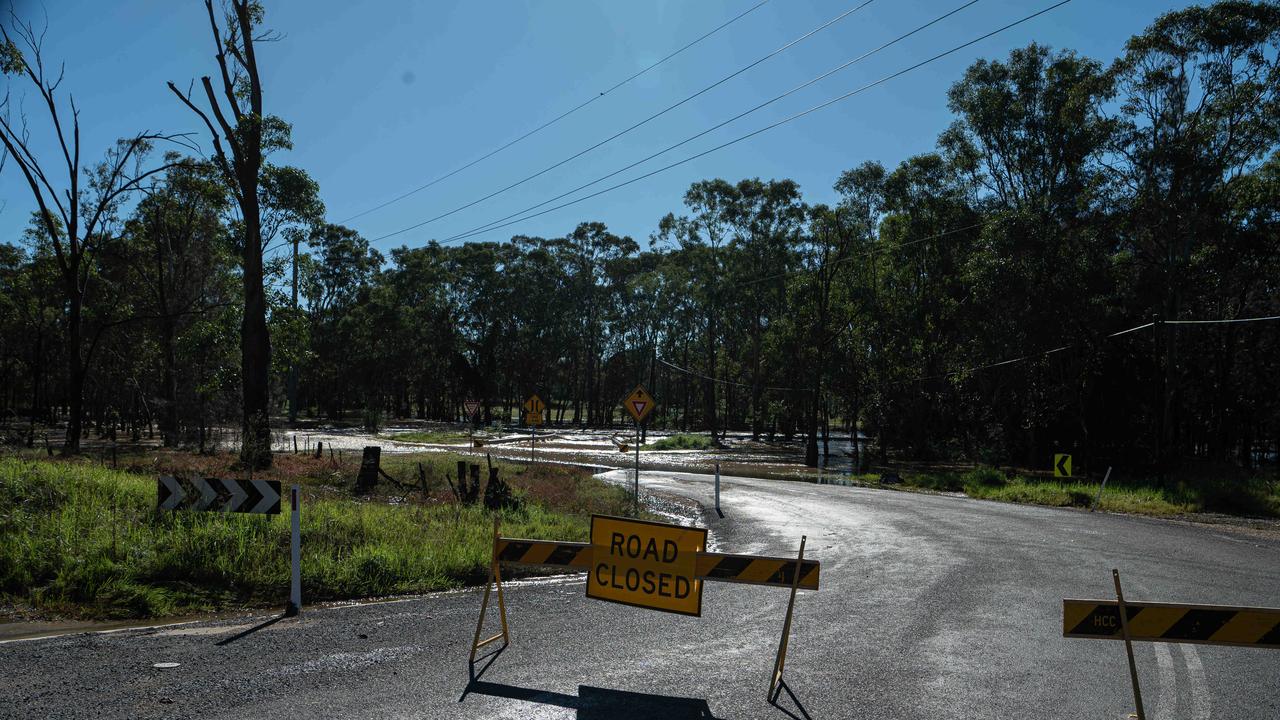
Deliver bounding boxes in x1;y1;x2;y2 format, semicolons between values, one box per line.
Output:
1112;569;1145;720
634;418;640;515
715;462;721;516
286;485;302;616
464;399;480;446
622;385;655;516
523;395;544;465
770;535;807;703
1092;466;1112;512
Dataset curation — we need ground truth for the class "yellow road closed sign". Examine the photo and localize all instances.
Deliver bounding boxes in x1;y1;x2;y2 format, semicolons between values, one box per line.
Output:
587;515;707;616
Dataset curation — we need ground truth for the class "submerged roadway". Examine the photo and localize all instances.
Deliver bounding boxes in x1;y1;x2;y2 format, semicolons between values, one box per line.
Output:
3;469;1278;719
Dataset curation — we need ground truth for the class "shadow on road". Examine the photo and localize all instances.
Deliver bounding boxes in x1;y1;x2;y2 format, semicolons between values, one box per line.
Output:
214;614;286;647
461;679;724;719
769;680;813;720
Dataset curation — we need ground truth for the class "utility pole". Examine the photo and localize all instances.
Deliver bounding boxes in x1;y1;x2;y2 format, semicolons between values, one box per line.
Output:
1152;313;1163;481
287;231;300;424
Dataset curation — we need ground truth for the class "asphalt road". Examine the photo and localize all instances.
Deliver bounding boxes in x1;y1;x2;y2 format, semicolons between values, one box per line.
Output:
3;470;1278;719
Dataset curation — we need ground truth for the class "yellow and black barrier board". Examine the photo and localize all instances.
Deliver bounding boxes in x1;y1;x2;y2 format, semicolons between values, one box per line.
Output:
496;539;592;569
695;552;820;591
495;540;820;591
1063;599;1280;648
587;515;707;617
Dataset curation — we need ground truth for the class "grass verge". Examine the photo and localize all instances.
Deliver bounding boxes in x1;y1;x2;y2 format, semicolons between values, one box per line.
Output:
874;465;1278;517
386;429;472;444
646;433;712;451
0;452;636;619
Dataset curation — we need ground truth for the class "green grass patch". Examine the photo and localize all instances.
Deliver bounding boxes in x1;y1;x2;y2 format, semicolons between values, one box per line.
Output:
0;455;636;619
645;433;712;451
385;429;472;444
880;464;1276;517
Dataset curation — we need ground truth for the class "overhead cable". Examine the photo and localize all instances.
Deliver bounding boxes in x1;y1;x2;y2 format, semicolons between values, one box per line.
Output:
337;0;773;224
365;0;878;243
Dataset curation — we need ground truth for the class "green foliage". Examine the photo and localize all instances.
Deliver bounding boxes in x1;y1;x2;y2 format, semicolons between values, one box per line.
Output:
388;430;472;444
879;465;1277;517
0;456;634;618
960;466;1007;490
646;433;713;451
0;39;24;74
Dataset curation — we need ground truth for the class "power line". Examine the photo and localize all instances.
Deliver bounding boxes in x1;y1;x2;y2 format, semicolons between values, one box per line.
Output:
657;357;812;393
336;0;773;225
891;314;1280;386
1165;315;1280;325
421;0;1074;248
674;313;1280;396
365;1;877;244
435;0;984;245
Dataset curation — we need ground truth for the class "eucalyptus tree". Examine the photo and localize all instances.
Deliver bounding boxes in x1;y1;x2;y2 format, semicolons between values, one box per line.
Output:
658;180;738;443
724;178;805;439
169;0;295;467
300;223;381;421
1108;0;1280;466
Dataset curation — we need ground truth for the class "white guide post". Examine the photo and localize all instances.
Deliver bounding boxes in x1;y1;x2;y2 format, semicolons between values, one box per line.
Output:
287;484;301;616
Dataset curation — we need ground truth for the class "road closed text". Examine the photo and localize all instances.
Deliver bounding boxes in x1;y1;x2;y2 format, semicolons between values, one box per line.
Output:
586;516;707;616
595;534;694;599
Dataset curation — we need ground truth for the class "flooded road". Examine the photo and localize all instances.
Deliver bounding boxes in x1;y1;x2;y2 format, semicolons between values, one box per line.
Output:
274;422;869;479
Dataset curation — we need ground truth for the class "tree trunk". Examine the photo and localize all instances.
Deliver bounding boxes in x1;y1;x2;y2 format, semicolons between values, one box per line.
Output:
240;202;273;468
750;316;763;440
63;285;84;454
804;386;819;468
159;317;180;447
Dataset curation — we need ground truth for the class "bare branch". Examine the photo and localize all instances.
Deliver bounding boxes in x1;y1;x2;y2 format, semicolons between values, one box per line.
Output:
204;0;243;124
199;75;236;140
166;81;238;196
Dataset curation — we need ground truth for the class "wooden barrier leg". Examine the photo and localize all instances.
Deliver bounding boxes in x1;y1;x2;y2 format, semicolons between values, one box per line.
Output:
469;516;510;663
1113;569;1146;720
769;535;807;703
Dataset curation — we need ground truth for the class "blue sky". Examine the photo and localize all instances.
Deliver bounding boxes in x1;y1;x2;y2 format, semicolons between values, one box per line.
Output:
1;0;1194;258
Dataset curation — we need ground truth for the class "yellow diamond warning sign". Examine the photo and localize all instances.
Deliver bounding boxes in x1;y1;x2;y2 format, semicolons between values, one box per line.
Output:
523;394;545;414
623;385;655;423
586;515;706;616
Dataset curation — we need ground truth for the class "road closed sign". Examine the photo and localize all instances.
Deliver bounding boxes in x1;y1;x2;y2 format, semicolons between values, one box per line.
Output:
587;515;707;616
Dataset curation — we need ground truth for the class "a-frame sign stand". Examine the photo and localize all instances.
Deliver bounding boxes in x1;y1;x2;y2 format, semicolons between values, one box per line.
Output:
469;516;510;662
769;535;807;704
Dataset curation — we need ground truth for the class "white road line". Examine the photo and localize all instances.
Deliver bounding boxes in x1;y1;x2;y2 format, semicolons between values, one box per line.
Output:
1179;643;1212;720
1153;642;1178;720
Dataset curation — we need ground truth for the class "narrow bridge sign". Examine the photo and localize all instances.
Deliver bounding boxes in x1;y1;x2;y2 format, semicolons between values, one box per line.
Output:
586;515;706;616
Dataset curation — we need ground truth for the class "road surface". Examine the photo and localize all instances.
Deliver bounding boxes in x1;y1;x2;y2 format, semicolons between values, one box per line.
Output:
2;469;1277;719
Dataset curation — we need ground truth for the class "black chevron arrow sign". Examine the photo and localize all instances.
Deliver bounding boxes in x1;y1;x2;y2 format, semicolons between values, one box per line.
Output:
156;476;282;514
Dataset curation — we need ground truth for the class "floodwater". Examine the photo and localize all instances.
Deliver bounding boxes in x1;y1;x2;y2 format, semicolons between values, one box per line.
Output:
273;423;871;478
